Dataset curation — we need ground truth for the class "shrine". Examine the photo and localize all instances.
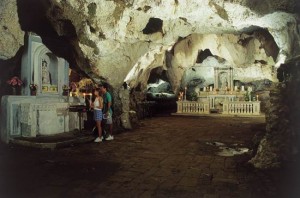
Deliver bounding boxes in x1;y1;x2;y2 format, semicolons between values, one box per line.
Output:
0;33;85;143
176;67;261;116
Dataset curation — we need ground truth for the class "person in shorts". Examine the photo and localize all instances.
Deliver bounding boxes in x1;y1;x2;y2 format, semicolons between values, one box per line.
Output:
100;83;114;141
89;88;104;143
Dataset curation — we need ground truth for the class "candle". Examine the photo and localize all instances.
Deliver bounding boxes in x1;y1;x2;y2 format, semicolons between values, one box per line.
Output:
83;93;86;100
210;86;213;92
89;93;92;101
203;87;206;92
234;86;237;91
241;86;245;91
256;95;259;101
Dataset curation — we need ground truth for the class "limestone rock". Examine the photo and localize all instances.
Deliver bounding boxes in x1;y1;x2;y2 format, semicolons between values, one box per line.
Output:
41;0;299;90
0;0;24;59
249;137;281;169
250;58;300;169
176;33;277;92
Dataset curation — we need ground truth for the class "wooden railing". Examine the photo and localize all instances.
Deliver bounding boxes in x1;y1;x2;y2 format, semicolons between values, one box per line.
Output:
176;101;210;114
222;101;260;115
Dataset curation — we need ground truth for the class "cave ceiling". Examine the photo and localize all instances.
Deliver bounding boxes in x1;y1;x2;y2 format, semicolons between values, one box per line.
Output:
0;0;299;90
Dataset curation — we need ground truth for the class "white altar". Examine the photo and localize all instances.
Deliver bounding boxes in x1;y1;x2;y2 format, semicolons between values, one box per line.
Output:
176;67;261;116
0;33;85;143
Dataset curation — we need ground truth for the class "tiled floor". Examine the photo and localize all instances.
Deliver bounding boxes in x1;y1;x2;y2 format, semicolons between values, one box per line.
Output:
0;116;299;198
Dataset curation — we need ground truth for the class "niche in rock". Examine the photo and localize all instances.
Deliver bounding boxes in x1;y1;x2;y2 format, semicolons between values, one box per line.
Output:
142;18;163;34
147;67;169;84
196;49;213;63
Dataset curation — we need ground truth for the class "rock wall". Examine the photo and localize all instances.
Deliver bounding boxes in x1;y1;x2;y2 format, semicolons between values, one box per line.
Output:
250;57;300;169
0;0;24;59
171;32;277;93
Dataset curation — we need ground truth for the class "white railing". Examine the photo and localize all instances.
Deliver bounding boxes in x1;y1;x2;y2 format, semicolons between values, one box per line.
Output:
176;101;261;116
176;101;210;114
222;101;260;115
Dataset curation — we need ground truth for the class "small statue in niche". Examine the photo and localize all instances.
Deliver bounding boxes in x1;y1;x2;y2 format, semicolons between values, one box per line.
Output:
41;59;52;84
219;72;228;90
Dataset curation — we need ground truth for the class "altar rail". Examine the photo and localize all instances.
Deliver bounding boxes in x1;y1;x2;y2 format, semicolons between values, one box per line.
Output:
223;101;260;115
176;101;261;116
176;101;210;114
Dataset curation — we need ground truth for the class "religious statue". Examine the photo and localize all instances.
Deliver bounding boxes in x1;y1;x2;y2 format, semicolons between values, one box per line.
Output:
219;72;228;90
41;59;51;84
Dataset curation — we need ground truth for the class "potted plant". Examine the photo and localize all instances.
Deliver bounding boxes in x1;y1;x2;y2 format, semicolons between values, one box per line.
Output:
29;83;38;95
6;76;23;95
190;92;198;101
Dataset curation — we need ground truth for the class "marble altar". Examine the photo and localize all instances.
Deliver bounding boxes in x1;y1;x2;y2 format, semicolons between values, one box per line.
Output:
176;67;261;116
0;33;85;143
21;32;69;96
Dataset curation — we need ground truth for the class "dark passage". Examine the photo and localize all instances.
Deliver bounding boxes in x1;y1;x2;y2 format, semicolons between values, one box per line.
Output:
142;18;163;34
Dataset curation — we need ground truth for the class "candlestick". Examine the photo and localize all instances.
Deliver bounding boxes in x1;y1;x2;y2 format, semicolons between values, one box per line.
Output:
241;86;245;92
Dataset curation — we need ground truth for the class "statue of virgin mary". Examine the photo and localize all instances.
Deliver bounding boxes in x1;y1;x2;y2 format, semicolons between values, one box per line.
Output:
41;59;51;84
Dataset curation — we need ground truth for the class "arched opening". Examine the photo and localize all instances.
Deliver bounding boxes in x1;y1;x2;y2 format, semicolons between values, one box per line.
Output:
196;49;213;63
146;67;177;115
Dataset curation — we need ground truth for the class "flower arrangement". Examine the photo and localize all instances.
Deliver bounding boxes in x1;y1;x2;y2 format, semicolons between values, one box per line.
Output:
6;76;23;87
69;82;77;92
29;83;38;91
78;78;94;91
190;92;198;101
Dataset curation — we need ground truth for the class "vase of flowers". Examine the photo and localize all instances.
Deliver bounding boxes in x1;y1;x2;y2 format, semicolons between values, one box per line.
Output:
29;84;38;96
62;85;69;96
6;76;23;95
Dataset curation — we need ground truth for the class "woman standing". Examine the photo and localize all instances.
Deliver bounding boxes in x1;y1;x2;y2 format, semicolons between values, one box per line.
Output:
89;88;104;143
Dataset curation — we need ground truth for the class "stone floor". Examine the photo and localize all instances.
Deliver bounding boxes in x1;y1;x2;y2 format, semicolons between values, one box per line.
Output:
0;116;299;198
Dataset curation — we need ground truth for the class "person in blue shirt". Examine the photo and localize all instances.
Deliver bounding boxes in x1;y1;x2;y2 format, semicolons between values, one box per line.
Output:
100;83;114;141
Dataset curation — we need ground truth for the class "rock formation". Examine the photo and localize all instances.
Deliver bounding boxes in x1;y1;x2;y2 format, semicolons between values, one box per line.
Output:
249;57;300;169
40;0;299;89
